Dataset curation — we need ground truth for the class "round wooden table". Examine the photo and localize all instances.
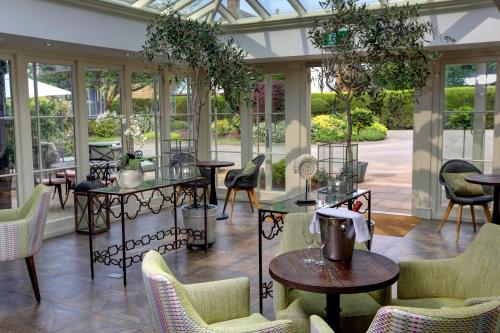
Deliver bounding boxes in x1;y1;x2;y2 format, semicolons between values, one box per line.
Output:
465;174;500;224
269;249;399;332
196;160;235;220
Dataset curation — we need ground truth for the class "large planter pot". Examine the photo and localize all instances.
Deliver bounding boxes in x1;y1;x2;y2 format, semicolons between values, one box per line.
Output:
116;168;144;189
182;204;217;247
357;161;368;183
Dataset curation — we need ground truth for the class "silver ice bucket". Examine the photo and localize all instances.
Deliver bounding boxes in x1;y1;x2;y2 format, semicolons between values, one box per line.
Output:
318;214;356;261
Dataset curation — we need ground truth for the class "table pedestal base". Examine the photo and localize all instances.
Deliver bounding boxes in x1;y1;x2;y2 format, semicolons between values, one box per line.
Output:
326;294;341;332
217;212;229;220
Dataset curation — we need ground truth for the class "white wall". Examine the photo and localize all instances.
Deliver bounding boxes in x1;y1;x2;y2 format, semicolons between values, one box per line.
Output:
0;0;147;52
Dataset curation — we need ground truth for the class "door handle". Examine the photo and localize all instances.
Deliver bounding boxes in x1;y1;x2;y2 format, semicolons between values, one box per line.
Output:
265;128;271;148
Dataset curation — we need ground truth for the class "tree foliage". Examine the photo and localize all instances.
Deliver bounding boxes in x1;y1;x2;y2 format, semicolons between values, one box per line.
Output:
141;9;258;139
308;0;452;143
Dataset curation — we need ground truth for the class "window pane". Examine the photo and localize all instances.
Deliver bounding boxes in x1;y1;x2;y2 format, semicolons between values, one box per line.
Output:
170;77;194;140
30;62;76;221
86;68;122;165
0;59;17;208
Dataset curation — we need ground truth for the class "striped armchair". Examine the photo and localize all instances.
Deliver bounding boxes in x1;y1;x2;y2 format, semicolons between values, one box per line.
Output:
0;185;51;302
310;301;500;332
142;250;292;333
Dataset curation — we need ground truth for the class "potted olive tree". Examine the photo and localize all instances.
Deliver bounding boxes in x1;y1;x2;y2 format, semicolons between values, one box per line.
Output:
141;8;256;246
308;0;452;190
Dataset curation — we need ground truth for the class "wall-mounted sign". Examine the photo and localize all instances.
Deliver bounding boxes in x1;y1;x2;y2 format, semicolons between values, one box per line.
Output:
323;28;349;47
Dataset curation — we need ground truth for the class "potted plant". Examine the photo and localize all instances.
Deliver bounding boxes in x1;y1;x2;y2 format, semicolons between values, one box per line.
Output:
308;0;452;187
141;6;257;243
117;153;144;188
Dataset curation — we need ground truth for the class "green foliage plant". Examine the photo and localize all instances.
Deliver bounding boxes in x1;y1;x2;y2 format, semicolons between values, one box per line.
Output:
351;107;375;139
308;0;452;145
141;9;258;143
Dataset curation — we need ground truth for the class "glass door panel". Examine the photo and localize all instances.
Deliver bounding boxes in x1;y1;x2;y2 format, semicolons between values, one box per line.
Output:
442;62;496;203
132;72;161;180
0;59;17;208
210;94;241;186
29;63;75;221
252;74;286;192
85;68;122;169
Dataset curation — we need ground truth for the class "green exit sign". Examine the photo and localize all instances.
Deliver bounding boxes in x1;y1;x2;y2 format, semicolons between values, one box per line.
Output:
323;29;349;47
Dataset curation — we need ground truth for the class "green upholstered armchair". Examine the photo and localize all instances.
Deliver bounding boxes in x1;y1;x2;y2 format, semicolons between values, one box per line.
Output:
310;301;500;333
393;223;500;309
142;250;292;333
310;315;335;333
0;184;51;302
274;213;390;333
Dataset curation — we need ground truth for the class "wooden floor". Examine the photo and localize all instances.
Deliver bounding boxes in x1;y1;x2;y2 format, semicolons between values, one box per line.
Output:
0;202;480;333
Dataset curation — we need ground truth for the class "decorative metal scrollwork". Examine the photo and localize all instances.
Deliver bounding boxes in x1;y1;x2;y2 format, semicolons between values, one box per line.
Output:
93;227;205;268
261;281;273;299
261;212;284;240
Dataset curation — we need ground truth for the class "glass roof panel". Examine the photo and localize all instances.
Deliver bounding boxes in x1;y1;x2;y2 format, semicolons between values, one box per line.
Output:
147;0;171;11
98;0;452;25
180;0;212;16
259;0;296;16
221;0;259;19
298;1;323;12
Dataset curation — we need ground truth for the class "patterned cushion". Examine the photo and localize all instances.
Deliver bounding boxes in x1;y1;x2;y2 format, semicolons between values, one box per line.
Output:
367;301;500;332
0;185;50;262
442;172;485;197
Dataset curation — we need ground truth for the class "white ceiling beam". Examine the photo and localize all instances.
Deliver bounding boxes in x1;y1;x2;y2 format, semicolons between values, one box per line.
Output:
287;0;305;16
131;0;154;8
208;0;222;23
219;4;237;23
246;0;270;19
189;2;216;21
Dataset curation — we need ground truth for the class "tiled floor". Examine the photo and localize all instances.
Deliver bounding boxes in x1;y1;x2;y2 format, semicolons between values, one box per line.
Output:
0;201;479;332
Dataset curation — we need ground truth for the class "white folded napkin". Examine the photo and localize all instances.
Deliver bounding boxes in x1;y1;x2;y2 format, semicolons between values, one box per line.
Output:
310;207;371;243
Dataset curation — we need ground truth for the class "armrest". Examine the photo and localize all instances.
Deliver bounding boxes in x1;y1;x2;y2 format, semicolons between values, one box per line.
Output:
185;277;251;324
397;259;458;299
310;315;335;333
212;319;292;333
0;208;23;223
465;296;500;306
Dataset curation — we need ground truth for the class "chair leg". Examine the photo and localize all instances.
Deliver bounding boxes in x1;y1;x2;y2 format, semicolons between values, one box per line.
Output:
456;205;463;241
51;186;57;199
230;189;237;223
250;188;260;209
438;201;454;232
470;205;477;232
482;203;492;223
55;184;65;209
25;256;40;302
246;190;254;213
223;189;231;214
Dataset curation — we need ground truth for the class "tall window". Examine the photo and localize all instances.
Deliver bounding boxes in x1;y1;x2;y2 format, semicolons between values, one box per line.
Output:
85;68;122;165
132;72;161;180
210;93;241;185
169;77;193;141
252;74;286;192
0;60;17;208
29;63;75;221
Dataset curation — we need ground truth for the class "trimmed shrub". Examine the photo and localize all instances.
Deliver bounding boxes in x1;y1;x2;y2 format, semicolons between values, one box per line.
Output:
311;97;331;116
253;120;286;143
252;80;285;121
311;114;387;143
171;119;187;130
272;159;286;186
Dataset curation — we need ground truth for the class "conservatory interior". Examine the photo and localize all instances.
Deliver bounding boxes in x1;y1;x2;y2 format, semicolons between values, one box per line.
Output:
2;0;500;332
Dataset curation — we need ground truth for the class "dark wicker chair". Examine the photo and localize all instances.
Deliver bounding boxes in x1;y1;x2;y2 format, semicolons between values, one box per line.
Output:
223;154;265;222
438;159;493;240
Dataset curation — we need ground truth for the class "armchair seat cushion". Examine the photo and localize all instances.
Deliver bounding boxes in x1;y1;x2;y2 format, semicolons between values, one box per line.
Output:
209;313;270;327
277;290;381;333
391;297;465;309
